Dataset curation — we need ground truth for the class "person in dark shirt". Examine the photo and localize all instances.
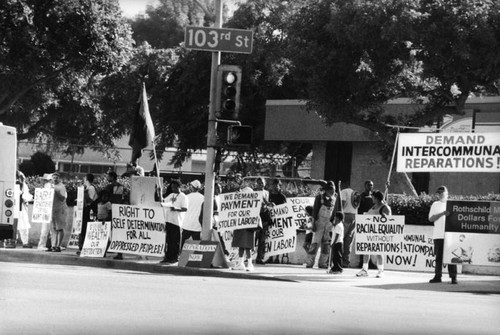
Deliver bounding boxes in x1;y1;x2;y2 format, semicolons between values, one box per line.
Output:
265;178;287;264
358;180;374;215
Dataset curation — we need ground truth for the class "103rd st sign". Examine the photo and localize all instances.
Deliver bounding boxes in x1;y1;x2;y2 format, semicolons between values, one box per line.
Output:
185;26;253;54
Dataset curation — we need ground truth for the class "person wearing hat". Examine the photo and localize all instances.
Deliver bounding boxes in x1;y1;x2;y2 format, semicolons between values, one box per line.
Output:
306;181;341;268
49;172;68;252
160;180;188;264
180;180;204;249
429;185;458;284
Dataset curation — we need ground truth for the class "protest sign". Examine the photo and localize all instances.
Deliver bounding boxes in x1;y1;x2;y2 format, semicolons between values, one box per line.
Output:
355;215;405;255
397;132;500;172
67;186;84;249
216;191;263;231
81;221;111;257
130;176;162;206
178;240;228;268
264;203;298;257
444;200;500;266
287;197;315;229
31;188;54;223
108;204;166;257
384;225;451;273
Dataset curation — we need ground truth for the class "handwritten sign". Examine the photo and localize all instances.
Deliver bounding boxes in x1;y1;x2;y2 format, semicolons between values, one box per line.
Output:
31;188;54;223
216;191;263;231
109;204;166;257
287;197;314;229
264;203;297;257
81;221;111;257
355;215;405;255
67;186;84;249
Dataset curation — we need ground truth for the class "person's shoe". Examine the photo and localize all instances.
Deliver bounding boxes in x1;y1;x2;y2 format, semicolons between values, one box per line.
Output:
76;251;81;255
376;270;384;278
305;264;314;268
45;247;54;252
429;277;442;283
256;259;265;265
53;247;61;252
113;254;123;260
356;269;368;277
246;261;254;272
231;259;246;271
451;277;458;285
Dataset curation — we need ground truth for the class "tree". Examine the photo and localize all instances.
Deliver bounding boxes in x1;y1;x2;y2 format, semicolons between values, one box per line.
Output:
0;0;134;153
286;0;500;145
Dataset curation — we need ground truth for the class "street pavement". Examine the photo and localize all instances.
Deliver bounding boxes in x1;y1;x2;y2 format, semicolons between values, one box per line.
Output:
1;246;499;294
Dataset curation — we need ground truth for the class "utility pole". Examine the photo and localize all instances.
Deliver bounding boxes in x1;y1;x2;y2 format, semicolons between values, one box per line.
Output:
201;0;222;241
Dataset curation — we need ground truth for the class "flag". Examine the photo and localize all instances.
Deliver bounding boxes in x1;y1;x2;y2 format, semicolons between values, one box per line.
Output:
129;83;155;164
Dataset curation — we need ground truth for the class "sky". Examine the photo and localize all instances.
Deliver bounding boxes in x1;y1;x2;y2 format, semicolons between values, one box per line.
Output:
118;0;159;17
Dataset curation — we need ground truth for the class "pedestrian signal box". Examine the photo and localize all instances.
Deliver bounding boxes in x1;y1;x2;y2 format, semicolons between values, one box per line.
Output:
227;125;252;146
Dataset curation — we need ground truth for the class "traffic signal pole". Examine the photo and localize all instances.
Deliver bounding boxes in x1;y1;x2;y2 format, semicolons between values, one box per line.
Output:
201;0;222;241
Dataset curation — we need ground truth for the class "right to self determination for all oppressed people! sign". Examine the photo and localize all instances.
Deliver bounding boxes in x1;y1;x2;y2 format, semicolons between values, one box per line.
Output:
397;132;500;173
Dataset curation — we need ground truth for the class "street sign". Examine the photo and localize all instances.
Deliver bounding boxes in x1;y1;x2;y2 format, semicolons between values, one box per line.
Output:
184;26;253;54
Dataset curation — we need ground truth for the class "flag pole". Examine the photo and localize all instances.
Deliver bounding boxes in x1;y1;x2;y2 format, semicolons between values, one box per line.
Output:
151;139;163;200
384;128;400;200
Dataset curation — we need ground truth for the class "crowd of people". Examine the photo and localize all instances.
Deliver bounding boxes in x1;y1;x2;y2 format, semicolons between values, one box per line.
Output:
15;170;458;283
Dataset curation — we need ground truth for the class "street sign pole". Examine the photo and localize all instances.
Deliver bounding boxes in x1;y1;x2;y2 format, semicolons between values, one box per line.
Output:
201;0;222;241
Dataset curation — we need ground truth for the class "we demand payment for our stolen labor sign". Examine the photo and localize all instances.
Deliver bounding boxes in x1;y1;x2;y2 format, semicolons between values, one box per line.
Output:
264;203;298;257
397;132;500;173
216;191;263;231
109;204;166;257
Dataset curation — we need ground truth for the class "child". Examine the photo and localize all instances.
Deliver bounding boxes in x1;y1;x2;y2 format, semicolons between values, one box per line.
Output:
97;190;112;222
328;212;344;274
302;206;314;252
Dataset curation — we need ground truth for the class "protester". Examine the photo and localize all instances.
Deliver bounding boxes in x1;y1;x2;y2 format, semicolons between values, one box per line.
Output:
78;173;98;254
181;180;204;248
231;182;259;272
265;178;288;264
97;190;112;222
356;190;391;278
16;171;33;248
160;180;188;264
428;186;458;284
328;212;344;274
254;177;271;265
358;180;374;215
49;172;67;252
306;181;340;268
105;171;125;259
302;205;314;252
340;184;360;268
38;173;54;250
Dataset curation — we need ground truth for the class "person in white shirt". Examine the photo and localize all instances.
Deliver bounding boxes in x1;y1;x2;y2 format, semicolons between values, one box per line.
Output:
160;180;188;264
428;185;458;284
328;212;345;274
181;180;204;249
340;185;360;268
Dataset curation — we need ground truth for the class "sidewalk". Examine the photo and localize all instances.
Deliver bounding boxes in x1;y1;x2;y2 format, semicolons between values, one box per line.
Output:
1;247;499;294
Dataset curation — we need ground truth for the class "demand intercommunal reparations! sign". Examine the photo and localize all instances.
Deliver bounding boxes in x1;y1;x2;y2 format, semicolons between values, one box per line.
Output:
109;204;166;257
397;132;500;173
216;191;263;231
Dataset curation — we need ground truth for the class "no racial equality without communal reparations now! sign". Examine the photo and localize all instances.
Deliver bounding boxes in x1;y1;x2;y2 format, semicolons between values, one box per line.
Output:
397;132;500;173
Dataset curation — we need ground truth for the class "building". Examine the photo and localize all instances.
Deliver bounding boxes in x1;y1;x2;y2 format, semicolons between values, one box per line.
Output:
265;97;500;195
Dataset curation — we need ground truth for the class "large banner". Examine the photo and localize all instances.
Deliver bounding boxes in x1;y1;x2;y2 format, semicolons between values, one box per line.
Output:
444;200;500;266
81;221;111;258
287;197;315;229
264;203;298;257
67;186;84;249
31;188;54;223
109;204;166;257
216;191;263;231
397;132;500;173
355;215;405;255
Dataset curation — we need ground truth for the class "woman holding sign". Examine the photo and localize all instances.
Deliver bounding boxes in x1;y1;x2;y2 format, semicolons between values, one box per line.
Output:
356;190;391;278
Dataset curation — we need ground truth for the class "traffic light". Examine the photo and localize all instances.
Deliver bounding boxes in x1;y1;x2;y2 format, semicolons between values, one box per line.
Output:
227;125;252;146
216;65;241;119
